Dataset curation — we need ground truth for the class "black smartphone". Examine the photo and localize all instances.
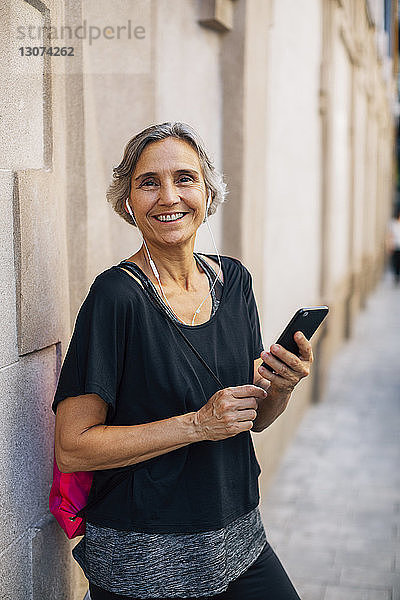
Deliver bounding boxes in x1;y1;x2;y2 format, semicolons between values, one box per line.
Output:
261;306;329;371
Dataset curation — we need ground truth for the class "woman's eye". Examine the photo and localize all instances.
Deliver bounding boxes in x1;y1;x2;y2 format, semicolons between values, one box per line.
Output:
140;175;193;187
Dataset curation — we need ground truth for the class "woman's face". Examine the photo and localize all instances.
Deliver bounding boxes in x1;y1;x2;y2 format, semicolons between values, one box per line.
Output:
129;137;207;248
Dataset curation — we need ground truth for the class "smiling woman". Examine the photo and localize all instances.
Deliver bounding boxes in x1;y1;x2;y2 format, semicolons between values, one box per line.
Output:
52;122;308;600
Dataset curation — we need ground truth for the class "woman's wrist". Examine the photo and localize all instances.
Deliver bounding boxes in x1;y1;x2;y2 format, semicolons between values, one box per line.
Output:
178;411;206;443
252;386;292;432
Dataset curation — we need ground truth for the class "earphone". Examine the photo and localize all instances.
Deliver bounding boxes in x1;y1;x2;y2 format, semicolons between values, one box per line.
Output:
124;192;222;325
125;198;160;278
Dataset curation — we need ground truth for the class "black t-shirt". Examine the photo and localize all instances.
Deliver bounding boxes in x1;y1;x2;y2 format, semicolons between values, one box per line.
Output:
52;254;264;534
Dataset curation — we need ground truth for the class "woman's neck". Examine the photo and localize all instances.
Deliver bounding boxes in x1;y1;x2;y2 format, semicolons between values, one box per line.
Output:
137;243;201;292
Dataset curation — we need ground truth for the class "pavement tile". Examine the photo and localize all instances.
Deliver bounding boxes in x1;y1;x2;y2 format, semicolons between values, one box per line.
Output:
284;562;341;585
264;483;304;505
261;504;297;525
339;566;400;589
395;550;400;572
339;522;396;542
264;527;292;548
343;537;399;554
288;528;344;547
324;585;391;600
276;545;335;569
293;580;326;600
334;548;394;571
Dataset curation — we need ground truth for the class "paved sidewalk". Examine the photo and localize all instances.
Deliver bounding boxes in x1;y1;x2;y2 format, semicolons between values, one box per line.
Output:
260;271;400;600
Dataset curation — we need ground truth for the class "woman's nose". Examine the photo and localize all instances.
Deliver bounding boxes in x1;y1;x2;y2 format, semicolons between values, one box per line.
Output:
158;180;180;205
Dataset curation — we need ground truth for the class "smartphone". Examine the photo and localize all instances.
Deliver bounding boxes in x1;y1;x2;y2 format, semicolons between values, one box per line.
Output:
261;306;329;371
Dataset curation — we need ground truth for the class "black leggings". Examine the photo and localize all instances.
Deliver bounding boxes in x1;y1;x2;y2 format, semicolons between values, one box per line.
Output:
89;541;301;600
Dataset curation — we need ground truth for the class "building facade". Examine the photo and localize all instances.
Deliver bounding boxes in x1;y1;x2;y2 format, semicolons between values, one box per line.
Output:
0;0;397;597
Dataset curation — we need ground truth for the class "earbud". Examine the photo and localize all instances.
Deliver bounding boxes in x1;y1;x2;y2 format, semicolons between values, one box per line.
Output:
204;191;212;221
125;198;136;223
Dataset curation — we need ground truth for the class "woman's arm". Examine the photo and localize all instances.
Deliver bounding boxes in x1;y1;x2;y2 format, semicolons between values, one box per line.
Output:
55;384;266;473
55;394;202;473
251;331;313;432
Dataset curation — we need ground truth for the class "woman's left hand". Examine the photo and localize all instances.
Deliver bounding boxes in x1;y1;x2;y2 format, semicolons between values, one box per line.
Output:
257;331;313;395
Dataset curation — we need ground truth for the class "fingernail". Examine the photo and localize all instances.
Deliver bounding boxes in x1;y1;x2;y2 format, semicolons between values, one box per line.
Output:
271;345;279;352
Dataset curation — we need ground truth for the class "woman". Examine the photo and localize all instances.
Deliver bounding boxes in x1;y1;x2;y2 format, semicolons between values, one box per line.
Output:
53;122;313;600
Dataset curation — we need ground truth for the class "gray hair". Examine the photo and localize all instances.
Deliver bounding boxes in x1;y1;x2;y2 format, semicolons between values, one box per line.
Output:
106;121;228;227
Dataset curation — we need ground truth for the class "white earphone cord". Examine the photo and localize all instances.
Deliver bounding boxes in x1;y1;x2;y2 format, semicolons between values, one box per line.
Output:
125;196;222;326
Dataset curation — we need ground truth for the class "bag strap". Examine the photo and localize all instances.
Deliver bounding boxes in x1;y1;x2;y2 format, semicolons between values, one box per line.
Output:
168;319;224;388
73;469;136;521
74;264;224;521
118;264;224;388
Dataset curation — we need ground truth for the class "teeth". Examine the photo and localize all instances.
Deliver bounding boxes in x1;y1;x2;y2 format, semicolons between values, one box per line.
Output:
155;212;185;222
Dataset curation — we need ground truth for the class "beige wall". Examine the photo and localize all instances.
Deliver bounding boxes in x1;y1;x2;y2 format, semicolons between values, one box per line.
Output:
249;0;323;486
0;0;396;596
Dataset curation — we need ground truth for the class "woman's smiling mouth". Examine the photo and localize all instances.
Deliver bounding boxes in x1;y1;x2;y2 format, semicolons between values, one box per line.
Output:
153;212;188;223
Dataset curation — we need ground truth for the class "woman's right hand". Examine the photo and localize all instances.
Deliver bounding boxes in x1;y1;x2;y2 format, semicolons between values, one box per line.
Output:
194;385;268;441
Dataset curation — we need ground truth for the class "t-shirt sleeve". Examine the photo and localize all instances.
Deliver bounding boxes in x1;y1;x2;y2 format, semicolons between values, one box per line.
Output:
52;277;127;418
241;264;264;359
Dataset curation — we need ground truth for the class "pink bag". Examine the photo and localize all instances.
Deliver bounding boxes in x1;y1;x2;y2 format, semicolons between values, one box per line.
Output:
49;447;131;538
49;448;93;539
